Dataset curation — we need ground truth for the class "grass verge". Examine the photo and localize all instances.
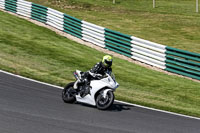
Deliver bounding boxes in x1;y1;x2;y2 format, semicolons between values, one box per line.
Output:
0;11;200;117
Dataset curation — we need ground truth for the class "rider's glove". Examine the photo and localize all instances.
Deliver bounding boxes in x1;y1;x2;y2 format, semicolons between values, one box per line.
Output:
95;74;103;79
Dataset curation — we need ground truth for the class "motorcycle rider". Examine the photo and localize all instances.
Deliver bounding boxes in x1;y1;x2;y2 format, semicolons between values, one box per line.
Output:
74;55;113;97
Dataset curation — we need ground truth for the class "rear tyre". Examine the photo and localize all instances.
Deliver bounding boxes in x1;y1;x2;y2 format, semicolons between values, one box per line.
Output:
62;82;76;103
96;90;114;110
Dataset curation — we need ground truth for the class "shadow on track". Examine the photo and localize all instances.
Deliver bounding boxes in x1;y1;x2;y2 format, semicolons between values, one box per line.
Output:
106;103;132;112
76;102;132;112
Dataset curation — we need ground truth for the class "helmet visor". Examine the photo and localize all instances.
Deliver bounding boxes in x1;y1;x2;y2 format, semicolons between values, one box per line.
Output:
105;59;112;67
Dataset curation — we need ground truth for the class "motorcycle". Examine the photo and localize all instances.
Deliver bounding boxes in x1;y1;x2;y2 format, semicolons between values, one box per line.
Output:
62;70;119;110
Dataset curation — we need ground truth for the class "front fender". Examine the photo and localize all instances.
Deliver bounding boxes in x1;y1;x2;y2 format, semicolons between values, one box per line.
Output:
94;88;112;101
102;89;113;98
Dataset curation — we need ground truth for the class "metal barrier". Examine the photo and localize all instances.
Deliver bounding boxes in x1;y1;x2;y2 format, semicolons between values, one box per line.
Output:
165;47;200;80
0;0;199;80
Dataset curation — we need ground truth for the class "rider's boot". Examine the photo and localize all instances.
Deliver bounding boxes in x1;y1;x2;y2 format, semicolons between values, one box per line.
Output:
73;71;86;89
80;86;91;97
74;78;85;90
80;79;91;97
73;80;79;89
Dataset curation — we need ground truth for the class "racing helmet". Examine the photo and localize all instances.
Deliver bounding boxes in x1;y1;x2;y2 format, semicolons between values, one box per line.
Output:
102;55;113;67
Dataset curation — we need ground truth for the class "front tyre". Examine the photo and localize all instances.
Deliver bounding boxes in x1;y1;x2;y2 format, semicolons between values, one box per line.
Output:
62;82;76;103
96;90;114;110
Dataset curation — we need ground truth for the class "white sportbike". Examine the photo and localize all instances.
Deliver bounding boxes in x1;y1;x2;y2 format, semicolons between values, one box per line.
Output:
62;70;119;110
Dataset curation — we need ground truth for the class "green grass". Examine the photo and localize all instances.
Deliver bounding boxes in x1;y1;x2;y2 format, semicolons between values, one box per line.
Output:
0;11;200;117
27;0;200;53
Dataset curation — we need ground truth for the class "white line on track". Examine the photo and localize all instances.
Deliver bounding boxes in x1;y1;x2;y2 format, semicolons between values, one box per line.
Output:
0;69;200;120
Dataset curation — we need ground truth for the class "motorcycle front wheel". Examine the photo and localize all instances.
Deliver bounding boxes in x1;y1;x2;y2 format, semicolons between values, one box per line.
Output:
62;82;76;103
96;90;114;110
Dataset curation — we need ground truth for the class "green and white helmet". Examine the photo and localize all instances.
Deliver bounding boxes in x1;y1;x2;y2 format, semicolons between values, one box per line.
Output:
102;55;113;67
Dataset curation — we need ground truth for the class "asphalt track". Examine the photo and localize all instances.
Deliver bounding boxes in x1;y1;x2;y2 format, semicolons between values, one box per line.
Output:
0;71;199;133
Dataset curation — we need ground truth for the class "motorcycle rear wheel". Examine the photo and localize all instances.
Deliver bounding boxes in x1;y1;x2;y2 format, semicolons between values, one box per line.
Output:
96;90;114;110
62;82;76;103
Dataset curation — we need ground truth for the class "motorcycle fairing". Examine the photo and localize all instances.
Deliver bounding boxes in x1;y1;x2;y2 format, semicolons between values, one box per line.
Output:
75;79;116;106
